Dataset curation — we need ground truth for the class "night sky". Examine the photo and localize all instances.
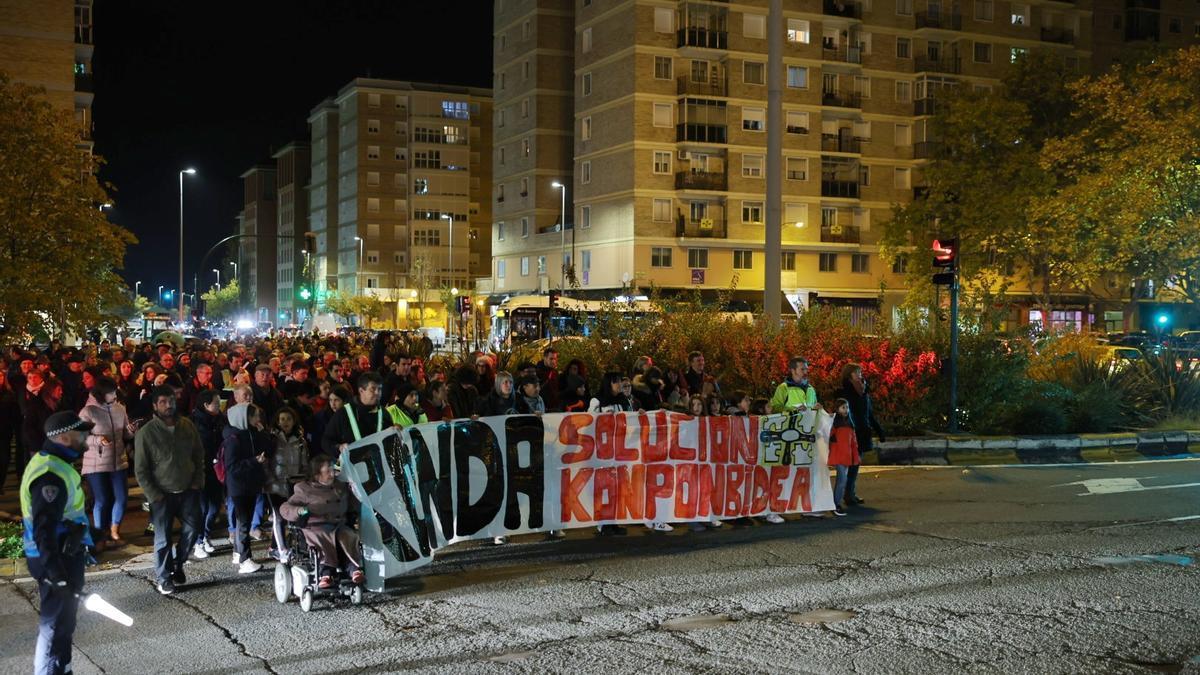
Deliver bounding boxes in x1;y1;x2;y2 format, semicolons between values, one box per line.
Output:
91;1;493;300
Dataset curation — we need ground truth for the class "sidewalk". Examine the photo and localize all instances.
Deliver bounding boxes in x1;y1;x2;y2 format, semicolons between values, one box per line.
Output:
863;430;1200;466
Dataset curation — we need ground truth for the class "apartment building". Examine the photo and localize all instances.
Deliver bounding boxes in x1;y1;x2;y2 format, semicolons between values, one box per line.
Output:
491;0;1093;324
1091;0;1200;71
308;79;493;327
273;142;311;325
0;0;96;150
238;165;278;323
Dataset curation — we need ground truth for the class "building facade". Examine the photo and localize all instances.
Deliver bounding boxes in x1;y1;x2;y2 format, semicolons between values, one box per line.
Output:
273;142;311;325
307;78;494;326
1091;0;1200;71
238;165;278;323
490;0;1099;325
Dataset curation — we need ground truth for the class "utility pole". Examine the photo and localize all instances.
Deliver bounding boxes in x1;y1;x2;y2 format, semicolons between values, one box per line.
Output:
932;238;960;432
763;0;783;325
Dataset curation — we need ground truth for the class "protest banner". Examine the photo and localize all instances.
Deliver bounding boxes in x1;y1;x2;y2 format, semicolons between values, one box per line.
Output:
340;410;834;590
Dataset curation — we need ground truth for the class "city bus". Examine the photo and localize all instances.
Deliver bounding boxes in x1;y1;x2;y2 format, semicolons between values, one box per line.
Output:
487;295;657;349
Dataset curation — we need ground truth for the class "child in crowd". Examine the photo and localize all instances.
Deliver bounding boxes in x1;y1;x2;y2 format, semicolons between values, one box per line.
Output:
826;398;859;517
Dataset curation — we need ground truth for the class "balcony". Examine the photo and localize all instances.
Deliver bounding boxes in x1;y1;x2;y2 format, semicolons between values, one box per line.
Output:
913;56;962;74
821;224;861;244
675;171;728;191
822;91;862;108
821;135;863;153
822;180;860;198
676;123;727;143
822;45;863;64
1040;27;1075;44
915;11;963;29
676;215;727;238
677;26;728;50
913;98;940;116
677;76;727;97
823;0;862;19
74;72;93;93
913;141;941;158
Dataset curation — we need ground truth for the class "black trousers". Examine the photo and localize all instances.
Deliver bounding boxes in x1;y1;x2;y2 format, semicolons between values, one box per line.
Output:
27;553;85;675
230;494;258;563
150;490;201;584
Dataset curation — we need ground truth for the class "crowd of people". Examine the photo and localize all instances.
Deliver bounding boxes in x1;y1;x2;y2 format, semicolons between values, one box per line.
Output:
3;329;886;591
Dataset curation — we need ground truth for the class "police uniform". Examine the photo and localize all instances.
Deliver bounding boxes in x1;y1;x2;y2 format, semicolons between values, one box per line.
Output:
21;411;95;675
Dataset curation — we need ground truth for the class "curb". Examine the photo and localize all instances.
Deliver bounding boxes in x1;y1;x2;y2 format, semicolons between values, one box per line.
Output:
872;429;1200;466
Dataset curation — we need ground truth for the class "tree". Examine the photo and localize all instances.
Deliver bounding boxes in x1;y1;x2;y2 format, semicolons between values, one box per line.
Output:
1036;46;1200;319
0;73;136;339
324;291;354;324
350;294;384;328
200;280;241;320
880;52;1094;322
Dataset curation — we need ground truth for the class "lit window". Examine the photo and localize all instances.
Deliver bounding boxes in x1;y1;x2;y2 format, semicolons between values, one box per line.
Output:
787;19;811;43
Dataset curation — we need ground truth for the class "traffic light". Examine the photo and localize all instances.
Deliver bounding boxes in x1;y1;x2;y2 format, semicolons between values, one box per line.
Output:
298;287;312;301
549;291;561;309
932;238;958;286
456;295;471;313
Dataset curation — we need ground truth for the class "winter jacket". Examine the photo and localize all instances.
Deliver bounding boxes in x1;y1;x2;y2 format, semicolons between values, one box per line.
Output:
386;404;428;429
279;478;350;527
535;363;560;411
267;430;308;497
631;375;664;412
78;395;132;474
222;404;269;499
837;380;886;453
588;395;632;413
420;400;454;422
180;377;218;416
21;387;58;453
769;378;818;414
321;399;393;452
515;394;545;415
475;390;518;418
828;420;861;466
133;415;204;504
251;383;284;423
189;407;225;468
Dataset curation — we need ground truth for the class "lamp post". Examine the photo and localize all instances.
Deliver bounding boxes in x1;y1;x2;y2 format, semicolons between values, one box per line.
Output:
551;182;567;292
353;236;364;295
212;268;220;289
134;281;141;298
158;285;164;305
178;167;197;323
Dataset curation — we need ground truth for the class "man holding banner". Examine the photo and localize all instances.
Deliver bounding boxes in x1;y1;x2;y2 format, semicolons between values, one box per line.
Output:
322;372;393;453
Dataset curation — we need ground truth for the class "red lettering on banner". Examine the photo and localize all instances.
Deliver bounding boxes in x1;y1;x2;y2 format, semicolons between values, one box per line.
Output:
697;417;708;462
595;413;615;461
643;463;674;520
616;464;645;520
668;415;696;461
561;467;593;522
730;416;756;465
673;463;699;519
696;463;725;518
724;465;745;516
748;415;760;458
614;414;639;462
593;466;617;521
768;465;790;513
558;415;595;463
707;416;729;463
788;467;812;512
640;412;668;463
749;465;770;514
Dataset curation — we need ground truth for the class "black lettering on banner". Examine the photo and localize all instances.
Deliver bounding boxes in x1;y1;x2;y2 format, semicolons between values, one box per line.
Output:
453;420;505;537
408;424;455;552
350;438;421;563
503;415;545;530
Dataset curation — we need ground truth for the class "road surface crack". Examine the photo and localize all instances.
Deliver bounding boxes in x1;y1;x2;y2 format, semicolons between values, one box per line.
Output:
3;578;108;674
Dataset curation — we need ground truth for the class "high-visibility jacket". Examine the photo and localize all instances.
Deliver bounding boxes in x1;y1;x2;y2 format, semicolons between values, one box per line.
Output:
768;379;818;414
20;451;93;558
385;405;428;429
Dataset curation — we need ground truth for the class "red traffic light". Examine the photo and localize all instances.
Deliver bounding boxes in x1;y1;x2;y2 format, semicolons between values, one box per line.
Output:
932;238;958;269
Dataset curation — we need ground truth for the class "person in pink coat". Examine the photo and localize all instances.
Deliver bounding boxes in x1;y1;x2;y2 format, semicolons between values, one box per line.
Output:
78;377;136;546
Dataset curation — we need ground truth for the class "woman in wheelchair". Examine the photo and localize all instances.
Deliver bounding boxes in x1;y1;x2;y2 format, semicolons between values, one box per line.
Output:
279;454;364;589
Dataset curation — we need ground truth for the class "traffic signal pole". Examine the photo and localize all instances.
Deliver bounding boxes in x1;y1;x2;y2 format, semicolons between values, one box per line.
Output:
949;272;959;432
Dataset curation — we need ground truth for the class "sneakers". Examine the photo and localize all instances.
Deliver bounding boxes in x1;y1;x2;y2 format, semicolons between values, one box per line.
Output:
192;543;210;560
110;524;123;542
249;528;264;541
647;521;674;532
171;568;186;585
350;570;365;585
833;508;847;517
764;513;785;524
493;536;508;545
546;529;566;539
318;575;333;589
237;558;262;574
708;517;724;529
141;501;151;513
157;579;175;595
231;551;241;566
201;539;216;554
848;496;865;505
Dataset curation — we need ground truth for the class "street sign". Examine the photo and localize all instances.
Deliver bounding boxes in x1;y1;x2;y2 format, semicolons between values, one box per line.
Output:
691;269;705;284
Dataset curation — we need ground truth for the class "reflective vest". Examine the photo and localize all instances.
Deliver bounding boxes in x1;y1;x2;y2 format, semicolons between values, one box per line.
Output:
20;451;93;558
385;405;427;429
345;405;383;442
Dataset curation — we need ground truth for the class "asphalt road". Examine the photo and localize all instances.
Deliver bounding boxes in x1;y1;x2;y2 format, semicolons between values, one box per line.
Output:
2;458;1198;674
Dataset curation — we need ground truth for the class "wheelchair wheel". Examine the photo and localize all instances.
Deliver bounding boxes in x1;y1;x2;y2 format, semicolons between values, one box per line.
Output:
350;585;363;605
300;588;314;613
274;563;292;604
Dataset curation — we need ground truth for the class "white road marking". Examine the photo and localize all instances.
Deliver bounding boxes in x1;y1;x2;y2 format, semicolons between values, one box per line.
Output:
862;457;1200;471
1088;515;1200;530
1054;477;1200;496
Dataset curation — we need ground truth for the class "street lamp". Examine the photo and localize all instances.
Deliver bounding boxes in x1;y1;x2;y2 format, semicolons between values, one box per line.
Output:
552;181;567;293
178;167;197;323
99;202;113;212
353;236;364;295
212;268;220;289
134;280;141;297
158;285;164;304
441;213;455;289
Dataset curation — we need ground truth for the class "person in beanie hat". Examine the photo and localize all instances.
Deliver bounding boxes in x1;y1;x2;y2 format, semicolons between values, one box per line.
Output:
514;375;545;414
386;382;428;429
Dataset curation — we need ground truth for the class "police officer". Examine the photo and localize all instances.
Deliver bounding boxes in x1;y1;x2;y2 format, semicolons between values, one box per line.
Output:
21;410;95;675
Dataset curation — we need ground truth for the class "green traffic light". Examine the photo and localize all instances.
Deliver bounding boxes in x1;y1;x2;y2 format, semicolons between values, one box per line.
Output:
299;288;312;300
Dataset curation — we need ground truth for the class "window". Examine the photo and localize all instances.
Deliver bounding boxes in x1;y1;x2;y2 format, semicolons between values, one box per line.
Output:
520;257;529;276
785;203;808;227
859;165;871;186
498;147;506;165
733;250;753;270
894;167;911;189
581;205;591;228
744;13;766;38
742;154;763;177
742;201;763;223
786;110;809;133
582;116;592;140
582;250;591;275
1011;3;1028;25
522;20;530;39
852;253;870;273
892;254;909;274
414;150;440;168
582;27;592;52
782;252;796;271
787;19;811;43
689;201;708;222
523;60;531;80
367;223;380;238
653;151;672;174
691;60;708;82
653;198;672;222
895;80;912;102
858;33;873;54
366;251;379;264
537;256;546;274
497;222;505;240
854;76;871;98
787;66;808;89
522;138;530;157
497;108;506;127
896;37;911;58
1010;47;1028;63
974;42;992;64
582;160;592;183
744;61;765;85
1168;17;1181;33
498;72;507;91
367;145;380;160
582;72;592;96
367;93;380;107
786;157;808;181
521;218;529;237
821;206;838;227
654;7;674;33
654;56;673;80
896;0;912;15
521;98;529;118
367;119;380;134
497;259;506;279
742;107;765;131
366;171;379;186
853;120;872;139
653;103;672;127
651;247;672;267
975;0;993;21
894;123;912;146
819;253;838;272
688;248;709;268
